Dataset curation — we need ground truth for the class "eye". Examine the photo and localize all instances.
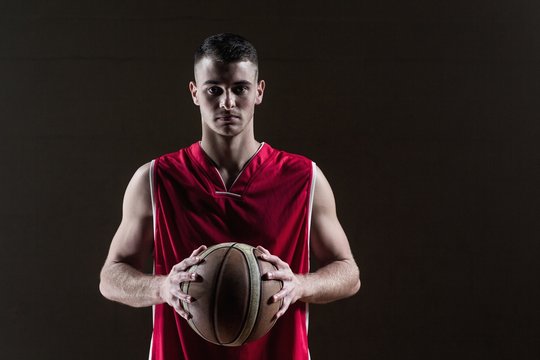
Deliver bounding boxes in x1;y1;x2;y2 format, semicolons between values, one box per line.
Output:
207;86;223;96
232;86;249;95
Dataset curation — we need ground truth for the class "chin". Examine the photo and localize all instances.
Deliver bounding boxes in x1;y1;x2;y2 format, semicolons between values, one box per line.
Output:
203;117;251;138
214;123;246;136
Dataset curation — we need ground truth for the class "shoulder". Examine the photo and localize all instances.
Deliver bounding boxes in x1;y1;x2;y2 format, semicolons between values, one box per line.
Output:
121;162;153;218
134;162;151;177
153;142;198;169
267;144;314;171
128;162;153;193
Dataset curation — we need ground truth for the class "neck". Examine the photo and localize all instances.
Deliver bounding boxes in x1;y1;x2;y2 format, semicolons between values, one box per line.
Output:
200;129;260;174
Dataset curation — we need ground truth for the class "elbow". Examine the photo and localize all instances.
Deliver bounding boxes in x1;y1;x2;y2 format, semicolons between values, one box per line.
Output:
349;264;361;296
337;259;361;299
99;268;115;301
351;277;361;296
99;279;110;300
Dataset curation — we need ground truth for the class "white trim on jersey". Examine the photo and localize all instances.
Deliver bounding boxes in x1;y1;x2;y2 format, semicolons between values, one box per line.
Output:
210;142;266;193
307;162;318;258
215;191;242;198
148;160;156;360
149;160;157;234
306;161;317;359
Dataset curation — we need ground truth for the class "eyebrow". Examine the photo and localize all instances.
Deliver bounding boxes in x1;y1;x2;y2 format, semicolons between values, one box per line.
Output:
202;80;253;86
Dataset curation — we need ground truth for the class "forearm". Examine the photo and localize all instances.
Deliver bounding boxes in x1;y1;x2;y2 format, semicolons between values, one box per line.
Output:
298;259;360;304
99;261;165;308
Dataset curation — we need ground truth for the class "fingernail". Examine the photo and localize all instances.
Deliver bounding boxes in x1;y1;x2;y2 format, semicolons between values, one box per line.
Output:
190;273;196;280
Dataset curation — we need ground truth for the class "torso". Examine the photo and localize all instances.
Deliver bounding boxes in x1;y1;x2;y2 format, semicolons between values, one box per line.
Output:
149;141;315;360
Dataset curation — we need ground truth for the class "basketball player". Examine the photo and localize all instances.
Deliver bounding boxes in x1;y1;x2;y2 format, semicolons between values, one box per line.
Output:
99;33;360;360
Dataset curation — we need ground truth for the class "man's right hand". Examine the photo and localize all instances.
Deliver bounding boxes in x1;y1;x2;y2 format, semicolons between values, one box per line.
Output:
159;245;207;320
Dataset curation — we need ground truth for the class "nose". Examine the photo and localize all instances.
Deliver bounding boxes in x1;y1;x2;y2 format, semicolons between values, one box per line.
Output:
220;91;235;110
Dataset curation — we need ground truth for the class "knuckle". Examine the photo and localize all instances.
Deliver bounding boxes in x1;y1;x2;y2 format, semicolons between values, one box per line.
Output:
182;272;196;281
173;264;185;273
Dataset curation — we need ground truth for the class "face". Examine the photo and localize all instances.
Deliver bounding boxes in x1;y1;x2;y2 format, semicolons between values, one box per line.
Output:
189;58;265;138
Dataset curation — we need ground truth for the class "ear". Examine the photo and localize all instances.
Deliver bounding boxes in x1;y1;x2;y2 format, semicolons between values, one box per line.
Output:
189;81;199;106
255;80;265;105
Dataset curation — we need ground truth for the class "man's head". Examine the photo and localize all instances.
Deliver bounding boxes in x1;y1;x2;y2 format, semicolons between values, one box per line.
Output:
194;33;259;78
190;34;265;138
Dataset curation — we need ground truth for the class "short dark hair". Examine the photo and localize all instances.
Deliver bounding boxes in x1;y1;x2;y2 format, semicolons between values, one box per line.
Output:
194;33;258;66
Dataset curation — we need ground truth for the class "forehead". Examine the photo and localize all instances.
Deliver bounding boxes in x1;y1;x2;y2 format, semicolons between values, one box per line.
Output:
194;57;258;84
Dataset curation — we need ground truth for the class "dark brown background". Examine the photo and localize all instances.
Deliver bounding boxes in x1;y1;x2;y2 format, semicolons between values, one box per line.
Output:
1;1;539;359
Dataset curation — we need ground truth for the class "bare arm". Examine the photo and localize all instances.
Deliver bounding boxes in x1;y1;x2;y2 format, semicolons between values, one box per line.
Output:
258;166;360;317
99;163;205;318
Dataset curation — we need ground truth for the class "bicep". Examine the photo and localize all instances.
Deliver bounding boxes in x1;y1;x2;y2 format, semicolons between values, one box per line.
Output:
310;167;354;266
105;163;154;271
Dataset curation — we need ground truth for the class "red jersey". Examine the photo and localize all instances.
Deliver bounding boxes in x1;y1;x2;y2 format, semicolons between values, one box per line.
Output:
149;142;316;360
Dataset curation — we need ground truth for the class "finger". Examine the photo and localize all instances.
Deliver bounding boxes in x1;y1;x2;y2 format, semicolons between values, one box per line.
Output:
172;255;203;272
275;297;291;319
170;287;194;303
256;246;290;269
169;271;199;284
264;269;292;281
258;252;289;269
270;284;293;303
171;247;207;273
172;300;192;320
191;245;207;257
256;245;270;255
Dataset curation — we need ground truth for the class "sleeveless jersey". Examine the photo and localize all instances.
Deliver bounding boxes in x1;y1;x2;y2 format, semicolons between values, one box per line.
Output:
149;142;316;360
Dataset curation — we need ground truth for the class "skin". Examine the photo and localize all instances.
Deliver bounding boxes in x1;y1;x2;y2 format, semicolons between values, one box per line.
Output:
190;57;265;187
99;57;361;321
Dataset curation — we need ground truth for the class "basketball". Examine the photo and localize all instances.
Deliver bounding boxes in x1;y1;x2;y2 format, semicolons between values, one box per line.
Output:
180;242;283;346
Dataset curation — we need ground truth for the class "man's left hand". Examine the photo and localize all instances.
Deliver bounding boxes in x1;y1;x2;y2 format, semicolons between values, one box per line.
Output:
256;246;305;319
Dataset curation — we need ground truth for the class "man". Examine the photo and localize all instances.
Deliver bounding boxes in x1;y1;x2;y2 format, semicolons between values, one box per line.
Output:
100;33;360;359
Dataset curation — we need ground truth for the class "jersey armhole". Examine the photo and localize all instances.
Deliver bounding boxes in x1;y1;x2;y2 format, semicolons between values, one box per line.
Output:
149;160;156;235
148;160;157;360
306;161;317;348
307;161;317;259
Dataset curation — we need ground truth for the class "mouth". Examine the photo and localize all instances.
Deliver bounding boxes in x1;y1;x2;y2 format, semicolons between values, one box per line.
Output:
216;114;240;122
